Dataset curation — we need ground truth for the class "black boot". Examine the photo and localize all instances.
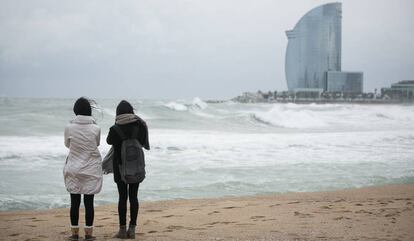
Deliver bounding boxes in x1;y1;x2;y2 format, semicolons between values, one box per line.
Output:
114;225;128;239
127;225;136;239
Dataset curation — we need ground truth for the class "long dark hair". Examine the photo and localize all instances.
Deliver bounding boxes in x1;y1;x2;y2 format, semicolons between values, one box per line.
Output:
73;97;101;118
116;100;134;116
73;97;92;116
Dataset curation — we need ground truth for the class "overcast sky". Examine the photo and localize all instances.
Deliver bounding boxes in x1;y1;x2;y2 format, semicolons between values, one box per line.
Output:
1;0;413;99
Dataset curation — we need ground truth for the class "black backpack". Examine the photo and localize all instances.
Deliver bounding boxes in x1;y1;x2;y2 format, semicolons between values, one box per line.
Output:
113;125;146;183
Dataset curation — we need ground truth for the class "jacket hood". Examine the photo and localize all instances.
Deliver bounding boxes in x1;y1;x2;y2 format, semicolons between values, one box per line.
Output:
71;115;96;124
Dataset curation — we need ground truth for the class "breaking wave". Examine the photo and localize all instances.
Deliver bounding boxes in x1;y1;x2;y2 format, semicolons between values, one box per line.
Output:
1;98;414;211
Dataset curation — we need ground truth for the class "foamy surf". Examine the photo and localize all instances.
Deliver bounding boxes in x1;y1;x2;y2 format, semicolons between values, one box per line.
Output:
0;98;413;211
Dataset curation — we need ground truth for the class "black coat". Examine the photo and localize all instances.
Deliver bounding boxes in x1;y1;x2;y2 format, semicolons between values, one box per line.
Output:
106;120;150;183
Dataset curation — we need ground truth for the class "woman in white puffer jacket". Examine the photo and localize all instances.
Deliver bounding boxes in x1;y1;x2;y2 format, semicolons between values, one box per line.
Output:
63;97;102;241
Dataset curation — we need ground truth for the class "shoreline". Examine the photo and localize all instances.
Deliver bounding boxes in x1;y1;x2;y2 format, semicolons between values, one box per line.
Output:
1;184;414;240
1;96;413;105
225;100;414;105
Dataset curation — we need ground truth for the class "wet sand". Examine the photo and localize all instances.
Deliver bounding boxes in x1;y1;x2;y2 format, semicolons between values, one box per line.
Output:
0;184;413;241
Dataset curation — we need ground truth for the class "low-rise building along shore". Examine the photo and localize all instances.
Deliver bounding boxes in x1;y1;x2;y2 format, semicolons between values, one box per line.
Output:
381;80;414;101
233;82;414;104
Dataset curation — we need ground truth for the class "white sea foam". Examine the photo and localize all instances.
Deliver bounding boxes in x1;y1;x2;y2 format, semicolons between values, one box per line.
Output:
191;97;208;109
252;105;327;128
164;101;188;111
163;98;207;112
0;99;414;211
249;103;414;130
102;108;116;117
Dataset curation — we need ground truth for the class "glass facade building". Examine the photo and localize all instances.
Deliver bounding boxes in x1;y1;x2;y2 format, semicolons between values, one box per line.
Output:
326;71;363;93
285;3;363;92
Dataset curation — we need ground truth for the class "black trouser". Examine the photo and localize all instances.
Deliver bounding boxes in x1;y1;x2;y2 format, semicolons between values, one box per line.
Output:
116;182;139;226
70;194;94;227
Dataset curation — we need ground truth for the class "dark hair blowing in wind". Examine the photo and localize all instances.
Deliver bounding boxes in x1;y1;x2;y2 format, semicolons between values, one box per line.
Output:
73;97;92;116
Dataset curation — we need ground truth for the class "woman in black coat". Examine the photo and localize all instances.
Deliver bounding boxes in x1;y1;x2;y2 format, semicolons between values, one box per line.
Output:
106;100;150;239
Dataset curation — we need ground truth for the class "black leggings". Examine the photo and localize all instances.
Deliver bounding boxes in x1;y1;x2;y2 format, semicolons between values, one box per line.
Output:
117;182;139;226
70;194;94;227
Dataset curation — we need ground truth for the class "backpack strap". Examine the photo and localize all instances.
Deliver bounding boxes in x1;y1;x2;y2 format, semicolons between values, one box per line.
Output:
113;125;127;141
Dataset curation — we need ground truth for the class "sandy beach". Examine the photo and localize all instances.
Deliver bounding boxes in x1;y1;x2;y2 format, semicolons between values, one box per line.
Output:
0;184;413;241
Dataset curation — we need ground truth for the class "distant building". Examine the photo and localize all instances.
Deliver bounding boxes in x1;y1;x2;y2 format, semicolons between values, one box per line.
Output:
285;2;363;93
326;71;363;93
293;88;324;99
233;92;266;103
381;80;414;100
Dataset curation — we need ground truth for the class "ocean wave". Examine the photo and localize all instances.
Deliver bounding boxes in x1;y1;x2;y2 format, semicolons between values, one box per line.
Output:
191;97;208;109
1;129;414;211
249;114;274;126
0;195;66;211
189;109;217;119
243;103;414;130
251;105;328;129
2;99;413;135
163;97;208;112
102;108;116;117
1;99;414;211
381;135;414;145
0;194;115;211
164;101;188;111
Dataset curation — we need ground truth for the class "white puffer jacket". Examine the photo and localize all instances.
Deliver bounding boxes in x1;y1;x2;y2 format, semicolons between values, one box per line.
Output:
63;115;102;194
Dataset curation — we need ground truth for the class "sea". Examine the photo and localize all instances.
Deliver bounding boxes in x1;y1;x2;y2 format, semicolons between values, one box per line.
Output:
0;97;413;211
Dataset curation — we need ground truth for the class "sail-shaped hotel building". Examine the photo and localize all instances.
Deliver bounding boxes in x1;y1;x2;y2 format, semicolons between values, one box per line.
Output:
285;2;363;93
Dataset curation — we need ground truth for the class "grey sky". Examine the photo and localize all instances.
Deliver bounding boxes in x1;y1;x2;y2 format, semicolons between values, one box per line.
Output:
0;0;413;99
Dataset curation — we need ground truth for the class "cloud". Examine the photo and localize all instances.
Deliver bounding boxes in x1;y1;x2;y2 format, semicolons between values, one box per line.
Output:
0;0;413;98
